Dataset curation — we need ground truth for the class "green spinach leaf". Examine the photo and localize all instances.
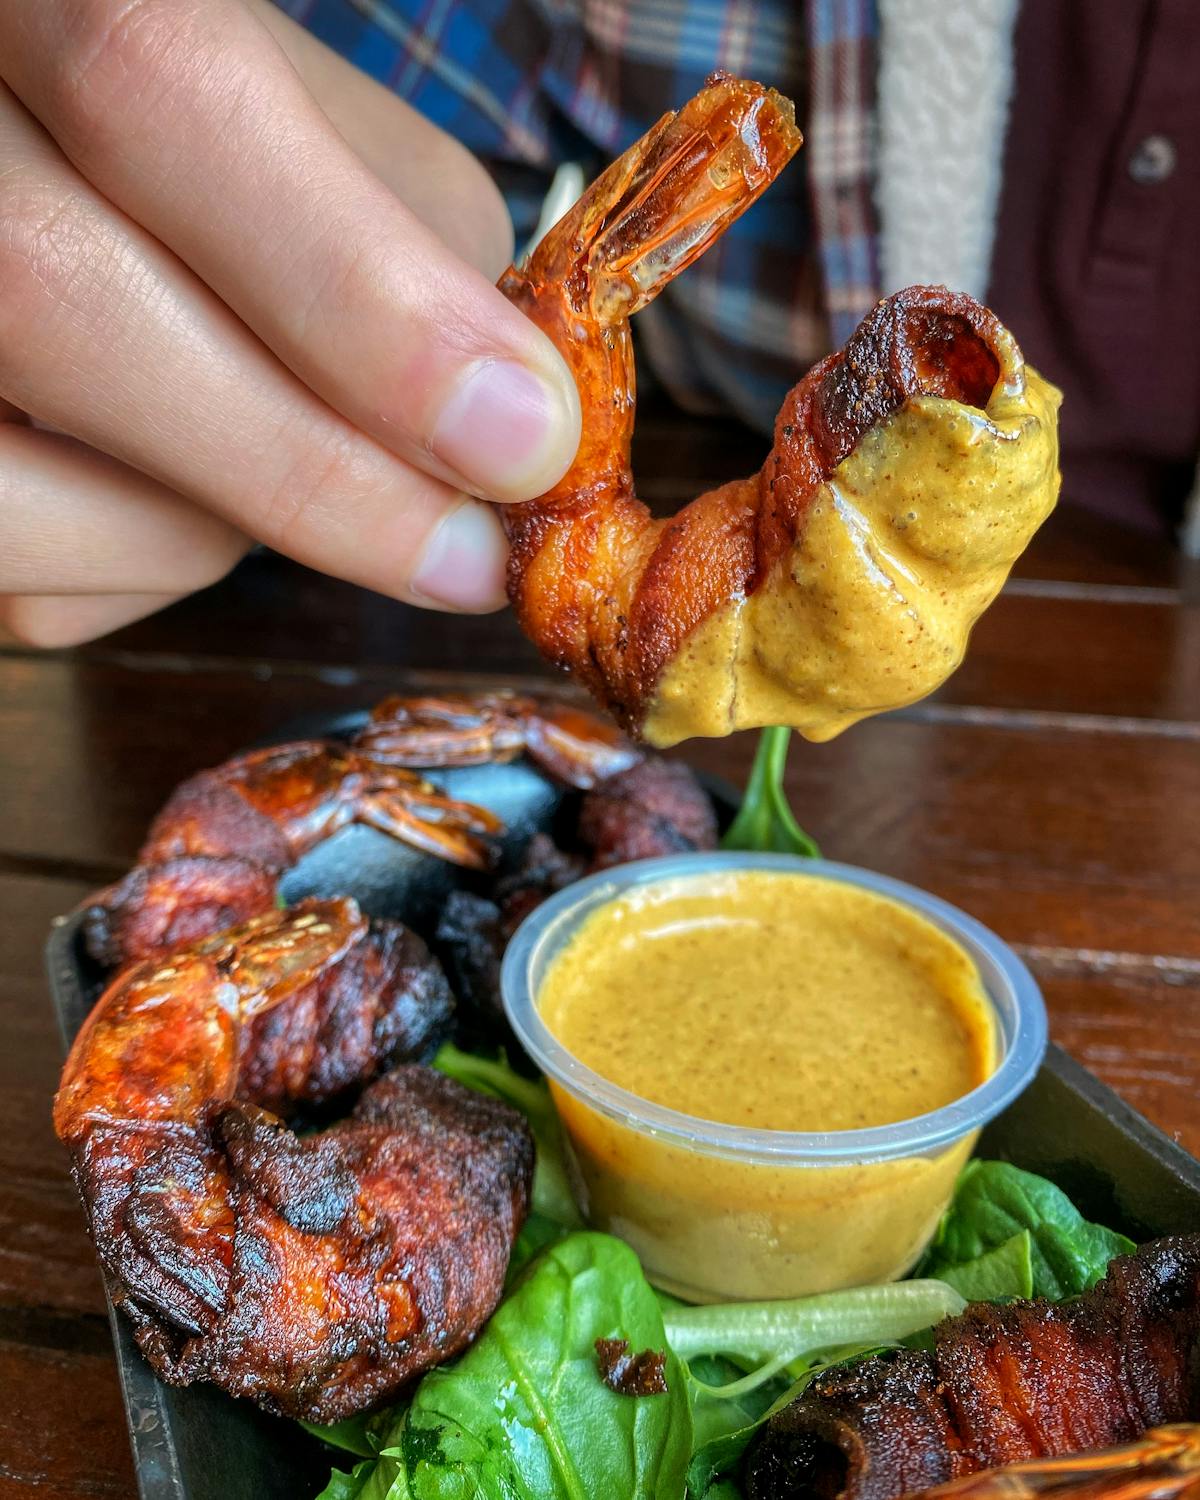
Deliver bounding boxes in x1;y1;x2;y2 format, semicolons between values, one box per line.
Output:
302;1412;381;1459
921;1160;1134;1299
667;1282;963;1499
684;1347;890;1499
327;1232;692;1500
928;1230;1033;1301
663;1279;964;1369
720;727;819;857
314;1458;389;1500
684;1361;804;1499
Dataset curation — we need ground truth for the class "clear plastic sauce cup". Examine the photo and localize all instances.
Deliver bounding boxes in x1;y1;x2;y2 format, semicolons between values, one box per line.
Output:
501;853;1047;1303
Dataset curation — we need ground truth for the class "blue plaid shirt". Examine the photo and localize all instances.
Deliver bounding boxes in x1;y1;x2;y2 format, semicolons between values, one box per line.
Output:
274;0;881;432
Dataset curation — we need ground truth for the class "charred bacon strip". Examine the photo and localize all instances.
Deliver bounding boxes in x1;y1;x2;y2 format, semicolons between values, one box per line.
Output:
595;1337;670;1396
130;1067;533;1422
577;758;719;868
83;854;277;968
56;902;533;1422
237;918;454;1117
746;1238;1200;1500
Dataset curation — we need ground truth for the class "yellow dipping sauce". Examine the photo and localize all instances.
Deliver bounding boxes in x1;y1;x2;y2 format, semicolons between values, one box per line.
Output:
642;371;1062;748
536;869;997;1302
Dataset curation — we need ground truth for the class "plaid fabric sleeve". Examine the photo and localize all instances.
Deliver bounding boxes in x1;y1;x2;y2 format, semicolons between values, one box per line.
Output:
274;0;882;431
804;0;883;346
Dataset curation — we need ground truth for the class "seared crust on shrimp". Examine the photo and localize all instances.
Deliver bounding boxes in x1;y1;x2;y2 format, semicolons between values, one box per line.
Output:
84;738;503;966
54;900;532;1421
499;73;1061;745
238;919;453;1117
358;691;641;788
578;758;719;868
746;1237;1200;1500
131;1068;532;1421
85;693;639;968
83;854;278;968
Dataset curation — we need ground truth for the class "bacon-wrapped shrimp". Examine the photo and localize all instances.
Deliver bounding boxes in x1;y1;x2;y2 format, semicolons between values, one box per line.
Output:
909;1427;1200;1500
498;72;1062;746
85;693;641;967
357;690;641;788
238;913;454;1117
54;899;532;1422
746;1237;1200;1500
138;740;501;870
83;738;501;965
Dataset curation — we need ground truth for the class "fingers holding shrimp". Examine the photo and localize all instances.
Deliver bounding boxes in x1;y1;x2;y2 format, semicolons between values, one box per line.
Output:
0;0;580;503
0;83;509;614
0;0;586;645
0;423;247;592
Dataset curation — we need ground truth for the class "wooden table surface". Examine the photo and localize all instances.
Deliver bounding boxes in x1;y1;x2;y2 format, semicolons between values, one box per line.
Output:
2;409;1198;1497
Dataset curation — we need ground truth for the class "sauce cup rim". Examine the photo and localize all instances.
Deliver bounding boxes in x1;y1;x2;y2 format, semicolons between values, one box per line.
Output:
500;852;1047;1165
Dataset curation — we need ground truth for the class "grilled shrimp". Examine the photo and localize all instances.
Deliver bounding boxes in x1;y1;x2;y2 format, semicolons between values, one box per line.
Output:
498;72;1062;746
54;900;532;1421
84;734;502;965
747;1237;1200;1500
85;694;639;967
357;690;640;788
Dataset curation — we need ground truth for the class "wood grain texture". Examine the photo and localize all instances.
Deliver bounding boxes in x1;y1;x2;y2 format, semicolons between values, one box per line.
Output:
0;872;131;1498
1;659;1198;967
1040;974;1200;1150
0;1338;134;1498
53;504;1197;724
0;874;106;1318
1;398;1197;1497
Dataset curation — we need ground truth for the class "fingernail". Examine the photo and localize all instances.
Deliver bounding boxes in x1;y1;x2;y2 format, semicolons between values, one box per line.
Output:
411;500;509;611
430;358;575;499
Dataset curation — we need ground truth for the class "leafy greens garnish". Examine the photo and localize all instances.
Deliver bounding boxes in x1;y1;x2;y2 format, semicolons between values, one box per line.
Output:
928;1230;1035;1301
322;1232;693;1500
663;1281;964;1371
313;1043;1136;1500
720;726;819;857
919;1159;1135;1300
665;1285;963;1498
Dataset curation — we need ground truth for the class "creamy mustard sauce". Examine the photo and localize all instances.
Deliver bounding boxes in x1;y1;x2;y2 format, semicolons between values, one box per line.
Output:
643;369;1062;747
540;872;993;1129
538;870;997;1301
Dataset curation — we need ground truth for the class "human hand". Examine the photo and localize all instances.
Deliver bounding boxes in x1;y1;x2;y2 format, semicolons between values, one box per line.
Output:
0;0;580;645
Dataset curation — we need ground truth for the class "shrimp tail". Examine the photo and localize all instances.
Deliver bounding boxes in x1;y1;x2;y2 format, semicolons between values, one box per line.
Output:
515;70;802;326
498;75;802;725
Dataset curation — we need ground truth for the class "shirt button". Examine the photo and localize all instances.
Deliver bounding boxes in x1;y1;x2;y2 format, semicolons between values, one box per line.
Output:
1128;134;1177;185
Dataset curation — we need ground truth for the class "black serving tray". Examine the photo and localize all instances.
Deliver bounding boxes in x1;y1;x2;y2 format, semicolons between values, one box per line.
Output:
44;712;1200;1500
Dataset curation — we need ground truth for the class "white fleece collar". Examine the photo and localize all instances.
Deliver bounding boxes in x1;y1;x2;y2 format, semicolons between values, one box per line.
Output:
875;0;1020;299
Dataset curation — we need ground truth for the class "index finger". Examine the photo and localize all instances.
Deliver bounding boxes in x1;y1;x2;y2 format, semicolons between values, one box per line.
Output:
0;0;581;504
